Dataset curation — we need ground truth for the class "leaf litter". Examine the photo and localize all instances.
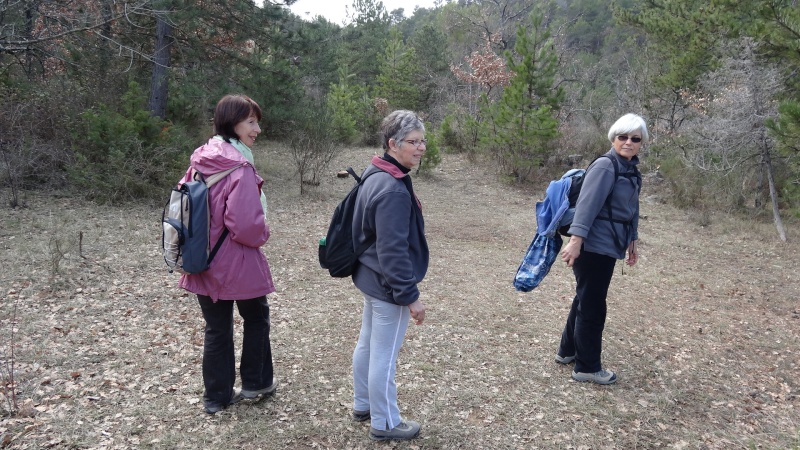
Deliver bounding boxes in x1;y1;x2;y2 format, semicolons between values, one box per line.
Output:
0;147;798;449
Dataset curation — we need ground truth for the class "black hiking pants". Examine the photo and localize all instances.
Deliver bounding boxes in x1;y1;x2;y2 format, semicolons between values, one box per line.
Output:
197;295;274;408
558;249;616;374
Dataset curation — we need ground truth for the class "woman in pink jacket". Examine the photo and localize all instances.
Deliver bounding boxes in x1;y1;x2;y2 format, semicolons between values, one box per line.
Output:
178;94;277;414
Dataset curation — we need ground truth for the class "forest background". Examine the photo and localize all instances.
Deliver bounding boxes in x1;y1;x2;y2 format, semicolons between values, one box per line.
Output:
1;0;800;236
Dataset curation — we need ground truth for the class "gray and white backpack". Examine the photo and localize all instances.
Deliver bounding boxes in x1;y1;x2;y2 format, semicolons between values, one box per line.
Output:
161;165;241;274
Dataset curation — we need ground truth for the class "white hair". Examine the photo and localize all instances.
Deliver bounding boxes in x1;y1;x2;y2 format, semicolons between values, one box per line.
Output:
607;113;649;143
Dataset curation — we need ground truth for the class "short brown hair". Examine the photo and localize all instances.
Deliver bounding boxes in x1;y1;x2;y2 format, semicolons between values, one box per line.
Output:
213;94;263;143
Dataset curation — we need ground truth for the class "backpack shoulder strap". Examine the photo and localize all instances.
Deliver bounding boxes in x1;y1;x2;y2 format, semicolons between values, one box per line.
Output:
347;167;362;184
346;166;381;255
604;154;641;191
192;164;244;267
584;154;618;179
600;154;620;178
355;165;384;184
203;164;245;188
346;164;406;258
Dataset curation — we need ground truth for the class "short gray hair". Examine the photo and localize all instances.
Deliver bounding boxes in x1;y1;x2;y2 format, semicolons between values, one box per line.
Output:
607;113;649;143
380;110;425;150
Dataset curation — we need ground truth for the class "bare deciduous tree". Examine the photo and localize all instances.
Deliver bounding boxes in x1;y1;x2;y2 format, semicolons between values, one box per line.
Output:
684;38;787;241
288;109;340;195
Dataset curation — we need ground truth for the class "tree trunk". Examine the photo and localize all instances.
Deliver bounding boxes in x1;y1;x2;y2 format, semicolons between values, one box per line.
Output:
762;147;787;241
149;15;173;119
24;0;37;79
742;39;785;241
754;158;764;209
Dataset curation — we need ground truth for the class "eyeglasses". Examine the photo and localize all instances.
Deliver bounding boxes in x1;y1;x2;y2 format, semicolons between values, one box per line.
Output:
616;135;642;143
402;139;427;148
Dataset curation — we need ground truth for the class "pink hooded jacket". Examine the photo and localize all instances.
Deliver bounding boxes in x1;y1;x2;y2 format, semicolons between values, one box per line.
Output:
178;138;275;301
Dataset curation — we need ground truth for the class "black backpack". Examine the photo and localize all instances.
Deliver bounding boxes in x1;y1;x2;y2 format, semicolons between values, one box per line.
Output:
557;155;641;248
318;167;378;278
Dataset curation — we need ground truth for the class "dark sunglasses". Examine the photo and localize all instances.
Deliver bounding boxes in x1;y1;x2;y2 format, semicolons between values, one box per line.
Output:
616;135;642;143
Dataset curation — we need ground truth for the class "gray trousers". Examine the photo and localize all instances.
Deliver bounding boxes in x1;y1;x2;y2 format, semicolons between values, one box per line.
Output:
352;294;411;431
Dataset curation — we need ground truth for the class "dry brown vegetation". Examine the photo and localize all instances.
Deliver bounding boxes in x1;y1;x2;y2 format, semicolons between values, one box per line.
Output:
1;145;799;449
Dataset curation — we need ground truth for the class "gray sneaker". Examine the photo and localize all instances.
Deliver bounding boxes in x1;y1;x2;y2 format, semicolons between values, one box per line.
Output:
204;391;243;415
352;409;370;422
572;368;617;385
369;420;421;441
555;354;576;364
240;378;278;400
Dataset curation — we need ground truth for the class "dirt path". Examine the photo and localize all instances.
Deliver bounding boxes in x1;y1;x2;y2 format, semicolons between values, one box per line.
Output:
1;146;798;449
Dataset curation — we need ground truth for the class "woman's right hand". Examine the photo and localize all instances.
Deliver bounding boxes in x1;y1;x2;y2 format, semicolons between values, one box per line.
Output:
409;300;425;325
560;236;583;267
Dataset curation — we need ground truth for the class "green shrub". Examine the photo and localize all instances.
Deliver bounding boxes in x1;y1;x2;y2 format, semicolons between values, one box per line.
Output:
438;113;462;152
357;93;385;147
287;106;340;195
416;133;442;175
436;104;483;157
68;81;189;204
0;83;77;207
658;155;704;209
326;82;360;144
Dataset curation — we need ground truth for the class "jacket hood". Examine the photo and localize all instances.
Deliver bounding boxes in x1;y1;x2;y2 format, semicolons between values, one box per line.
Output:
190;138;250;176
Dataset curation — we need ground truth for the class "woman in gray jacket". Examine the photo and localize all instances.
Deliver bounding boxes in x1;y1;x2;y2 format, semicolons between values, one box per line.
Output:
556;113;646;385
350;110;428;441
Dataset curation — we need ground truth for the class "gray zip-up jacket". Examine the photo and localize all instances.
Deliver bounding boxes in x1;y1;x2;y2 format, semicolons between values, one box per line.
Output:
351;156;429;306
567;149;641;259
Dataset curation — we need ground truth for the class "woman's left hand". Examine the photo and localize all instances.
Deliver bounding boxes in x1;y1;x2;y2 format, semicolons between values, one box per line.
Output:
409;300;426;325
625;240;638;266
561;236;583;267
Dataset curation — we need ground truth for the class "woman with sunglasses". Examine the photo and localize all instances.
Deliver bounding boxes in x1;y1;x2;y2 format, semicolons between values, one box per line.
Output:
555;113;647;385
349;110;428;441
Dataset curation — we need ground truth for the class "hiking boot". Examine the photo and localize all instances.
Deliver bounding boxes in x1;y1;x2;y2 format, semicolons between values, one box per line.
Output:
204;391;243;415
352;409;370;422
572;368;617;385
240;378;278;400
369;420;421;441
555;354;576;364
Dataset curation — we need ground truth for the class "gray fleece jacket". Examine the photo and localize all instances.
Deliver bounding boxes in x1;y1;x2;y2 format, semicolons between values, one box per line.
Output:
567;149;641;259
351;156;429;306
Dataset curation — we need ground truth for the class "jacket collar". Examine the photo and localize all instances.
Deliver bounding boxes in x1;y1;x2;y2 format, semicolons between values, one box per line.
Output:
371;155;408;179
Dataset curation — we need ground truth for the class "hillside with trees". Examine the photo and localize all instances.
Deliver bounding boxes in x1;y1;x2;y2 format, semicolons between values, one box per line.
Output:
1;0;799;238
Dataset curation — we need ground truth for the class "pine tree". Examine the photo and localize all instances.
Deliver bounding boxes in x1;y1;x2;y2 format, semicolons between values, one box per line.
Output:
483;9;564;182
375;28;423;111
339;0;391;88
326;67;361;144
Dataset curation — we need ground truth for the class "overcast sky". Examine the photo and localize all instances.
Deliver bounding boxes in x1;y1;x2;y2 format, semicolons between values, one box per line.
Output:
288;0;440;25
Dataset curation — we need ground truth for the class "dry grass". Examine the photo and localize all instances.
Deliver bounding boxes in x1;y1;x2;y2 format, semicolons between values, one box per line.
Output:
1;144;799;449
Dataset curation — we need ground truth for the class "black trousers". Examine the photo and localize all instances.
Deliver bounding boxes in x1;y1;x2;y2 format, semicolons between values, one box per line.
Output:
558;250;616;373
197;295;274;407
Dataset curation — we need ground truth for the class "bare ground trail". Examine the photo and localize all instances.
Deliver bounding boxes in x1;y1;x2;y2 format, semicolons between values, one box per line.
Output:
1;145;798;449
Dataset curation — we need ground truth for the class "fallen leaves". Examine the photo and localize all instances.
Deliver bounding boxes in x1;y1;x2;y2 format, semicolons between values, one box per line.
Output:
1;150;799;449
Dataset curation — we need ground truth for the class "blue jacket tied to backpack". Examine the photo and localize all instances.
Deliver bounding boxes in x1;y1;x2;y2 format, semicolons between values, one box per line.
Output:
514;175;572;292
514;150;641;292
536;171;578;238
